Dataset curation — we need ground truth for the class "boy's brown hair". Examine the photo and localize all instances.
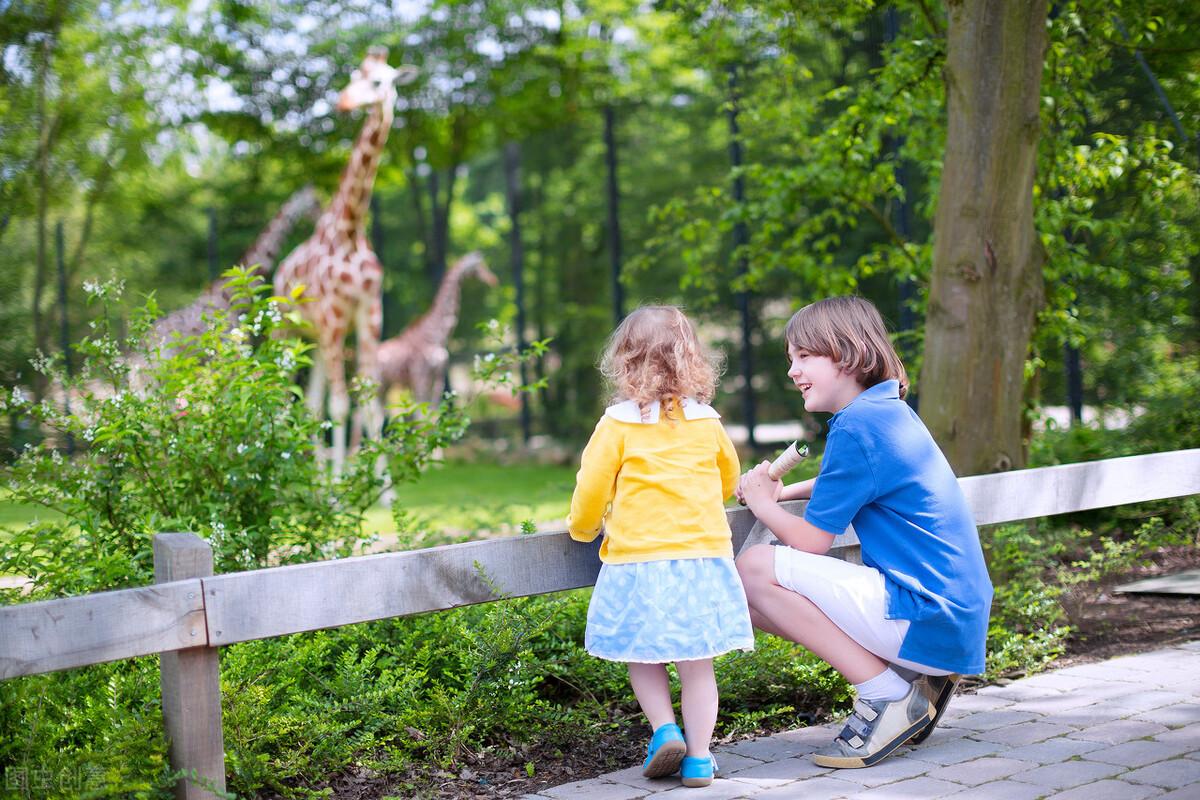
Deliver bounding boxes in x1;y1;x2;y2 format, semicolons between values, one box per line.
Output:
785;296;909;398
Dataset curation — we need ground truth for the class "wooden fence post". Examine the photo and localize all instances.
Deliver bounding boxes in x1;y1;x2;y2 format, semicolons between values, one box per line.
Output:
153;533;226;800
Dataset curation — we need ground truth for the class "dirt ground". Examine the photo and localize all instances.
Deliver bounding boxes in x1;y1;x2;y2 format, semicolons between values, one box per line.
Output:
280;545;1200;800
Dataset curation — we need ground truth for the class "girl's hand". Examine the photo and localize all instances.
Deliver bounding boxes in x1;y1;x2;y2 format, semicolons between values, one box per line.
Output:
740;461;783;509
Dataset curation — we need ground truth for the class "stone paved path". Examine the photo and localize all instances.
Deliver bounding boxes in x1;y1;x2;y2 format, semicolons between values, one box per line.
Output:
522;641;1200;799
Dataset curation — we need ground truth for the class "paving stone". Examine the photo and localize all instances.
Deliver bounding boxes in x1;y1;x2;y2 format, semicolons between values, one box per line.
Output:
1066;718;1170;745
743;776;862;799
1155;788;1200;800
1042;779;1162;800
943;709;1042;731
1155;725;1200;749
1051;706;1140;728
1009;759;1124;790
974;683;1062;703
849;776;963;798
1083;738;1195;767
541;779;649;799
725;756;830;786
926;756;1037;786
1008;691;1105;714
1123;756;1200;789
1105;653;1180;672
945;693;1016;714
652;777;766;798
819;756;931;788
1133;702;1200;728
1015;673;1120;693
943;780;1048;799
1107;690;1194;713
722;736;811;762
999;736;1106;764
1052;662;1152;682
904;724;968;750
603;766;684;792
720;752;774;772
972;720;1077;746
902;736;1005;766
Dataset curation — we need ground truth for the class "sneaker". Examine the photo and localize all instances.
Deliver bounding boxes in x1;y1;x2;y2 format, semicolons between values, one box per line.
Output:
811;683;933;769
642;723;686;778
680;754;717;788
908;673;962;745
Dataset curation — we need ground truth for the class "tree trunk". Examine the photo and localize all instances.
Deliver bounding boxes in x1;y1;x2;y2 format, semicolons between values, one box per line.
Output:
920;0;1049;476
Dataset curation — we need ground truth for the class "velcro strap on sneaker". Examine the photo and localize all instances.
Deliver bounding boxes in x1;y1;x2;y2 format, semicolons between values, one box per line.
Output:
852;699;878;722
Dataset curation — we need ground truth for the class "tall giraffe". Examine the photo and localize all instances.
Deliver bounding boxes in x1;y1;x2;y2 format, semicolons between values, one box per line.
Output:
274;48;417;473
145;185;320;354
377;251;498;406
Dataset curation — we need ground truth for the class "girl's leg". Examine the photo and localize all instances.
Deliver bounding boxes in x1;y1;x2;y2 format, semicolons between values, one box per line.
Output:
674;658;718;758
737;545;888;684
627;662;676;731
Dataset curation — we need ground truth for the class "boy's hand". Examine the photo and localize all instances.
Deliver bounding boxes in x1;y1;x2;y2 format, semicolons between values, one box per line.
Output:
739;461;783;509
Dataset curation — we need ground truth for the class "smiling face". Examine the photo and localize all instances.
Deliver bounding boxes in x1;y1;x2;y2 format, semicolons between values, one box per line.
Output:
786;343;866;414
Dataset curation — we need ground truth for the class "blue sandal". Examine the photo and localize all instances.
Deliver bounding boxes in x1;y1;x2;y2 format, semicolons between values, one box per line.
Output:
680;754;717;788
642;723;686;778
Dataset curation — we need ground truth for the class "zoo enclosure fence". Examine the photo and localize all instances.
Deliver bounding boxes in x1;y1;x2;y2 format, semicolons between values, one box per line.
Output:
2;449;1200;799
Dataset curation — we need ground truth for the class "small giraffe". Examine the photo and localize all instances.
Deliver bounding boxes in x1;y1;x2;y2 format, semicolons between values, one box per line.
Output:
273;48;417;473
145;185;321;355
378;251;498;405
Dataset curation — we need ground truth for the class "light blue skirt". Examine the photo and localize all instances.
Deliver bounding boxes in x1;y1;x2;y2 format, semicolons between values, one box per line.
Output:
585;557;755;663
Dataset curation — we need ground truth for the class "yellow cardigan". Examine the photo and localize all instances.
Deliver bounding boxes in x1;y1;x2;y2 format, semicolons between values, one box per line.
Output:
567;398;741;564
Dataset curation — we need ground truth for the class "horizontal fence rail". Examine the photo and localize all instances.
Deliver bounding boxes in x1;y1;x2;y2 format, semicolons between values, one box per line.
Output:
2;447;1198;799
3;448;1198;680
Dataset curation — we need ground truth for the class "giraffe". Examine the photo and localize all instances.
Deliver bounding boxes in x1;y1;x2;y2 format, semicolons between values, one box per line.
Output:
144;184;321;355
273;49;417;474
377;251;498;406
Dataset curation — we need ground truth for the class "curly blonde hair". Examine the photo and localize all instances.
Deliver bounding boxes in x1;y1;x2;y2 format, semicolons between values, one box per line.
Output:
785;295;909;398
600;305;722;413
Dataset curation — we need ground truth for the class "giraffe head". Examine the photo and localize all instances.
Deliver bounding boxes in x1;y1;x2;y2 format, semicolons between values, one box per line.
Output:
336;47;419;113
453;251;499;287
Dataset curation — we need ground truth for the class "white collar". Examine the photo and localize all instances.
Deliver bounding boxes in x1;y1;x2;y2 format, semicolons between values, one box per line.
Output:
604;397;721;424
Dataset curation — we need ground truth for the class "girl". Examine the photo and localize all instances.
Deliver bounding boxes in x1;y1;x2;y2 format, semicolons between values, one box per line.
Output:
568;305;753;788
738;296;992;769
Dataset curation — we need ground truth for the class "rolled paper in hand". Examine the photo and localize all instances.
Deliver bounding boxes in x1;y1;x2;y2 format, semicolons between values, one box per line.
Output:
767;441;809;481
739;441;809;505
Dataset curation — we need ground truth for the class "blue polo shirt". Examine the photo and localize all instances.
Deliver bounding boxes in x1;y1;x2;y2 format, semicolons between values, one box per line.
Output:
803;380;992;674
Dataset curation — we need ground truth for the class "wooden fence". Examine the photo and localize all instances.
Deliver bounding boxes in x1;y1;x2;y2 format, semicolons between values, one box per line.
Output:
2;448;1199;799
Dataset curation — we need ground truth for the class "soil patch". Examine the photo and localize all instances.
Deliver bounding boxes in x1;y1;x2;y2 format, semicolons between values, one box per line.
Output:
274;545;1200;799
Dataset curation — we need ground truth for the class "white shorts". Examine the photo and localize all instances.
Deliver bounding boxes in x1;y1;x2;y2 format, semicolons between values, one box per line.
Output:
772;545;951;676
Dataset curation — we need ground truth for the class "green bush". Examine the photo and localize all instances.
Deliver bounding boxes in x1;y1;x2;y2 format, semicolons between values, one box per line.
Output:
0;271;468;798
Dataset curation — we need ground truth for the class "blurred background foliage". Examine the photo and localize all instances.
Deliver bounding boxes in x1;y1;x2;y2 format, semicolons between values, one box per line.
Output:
2;0;1195;458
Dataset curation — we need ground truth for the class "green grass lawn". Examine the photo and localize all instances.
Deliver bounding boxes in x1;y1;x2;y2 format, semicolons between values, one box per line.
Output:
1;460;577;547
366;459;576;541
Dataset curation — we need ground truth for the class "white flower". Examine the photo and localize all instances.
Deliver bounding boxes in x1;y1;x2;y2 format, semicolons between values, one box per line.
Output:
236;443;248;454
11;387;26;405
281;452;291;459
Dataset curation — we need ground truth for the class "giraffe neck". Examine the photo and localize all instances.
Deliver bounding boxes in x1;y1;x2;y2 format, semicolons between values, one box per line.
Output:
415;264;469;345
241;186;320;280
328;93;394;242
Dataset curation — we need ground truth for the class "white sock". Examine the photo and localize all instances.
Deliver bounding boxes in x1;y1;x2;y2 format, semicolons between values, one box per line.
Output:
854;668;911;703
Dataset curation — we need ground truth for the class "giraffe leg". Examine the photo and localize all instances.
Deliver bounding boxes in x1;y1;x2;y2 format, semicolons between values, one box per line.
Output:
354;297;391;504
317;328;350;478
305;356;328;460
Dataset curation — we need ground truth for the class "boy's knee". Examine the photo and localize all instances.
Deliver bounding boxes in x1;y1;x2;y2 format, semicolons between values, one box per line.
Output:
736;544;775;587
